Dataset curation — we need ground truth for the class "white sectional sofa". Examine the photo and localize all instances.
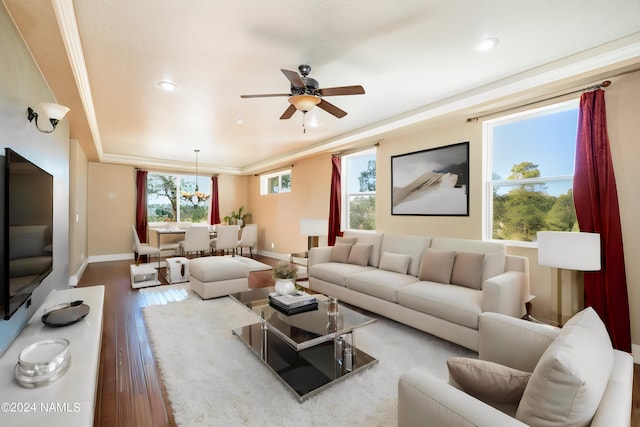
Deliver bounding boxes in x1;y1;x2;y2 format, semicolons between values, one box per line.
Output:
308;230;529;351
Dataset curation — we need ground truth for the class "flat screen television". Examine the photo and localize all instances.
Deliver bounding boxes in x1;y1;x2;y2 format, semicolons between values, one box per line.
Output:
0;148;53;320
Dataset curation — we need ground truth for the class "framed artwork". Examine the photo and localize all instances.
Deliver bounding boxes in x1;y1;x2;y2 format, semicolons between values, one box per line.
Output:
391;141;469;216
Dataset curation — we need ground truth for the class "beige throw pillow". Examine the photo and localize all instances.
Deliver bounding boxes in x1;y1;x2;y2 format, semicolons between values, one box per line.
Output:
330;243;352;263
335;236;358;245
378;252;411;274
447;357;531;404
451;251;485;290
418;249;456;283
516;307;613;427
348;243;372;266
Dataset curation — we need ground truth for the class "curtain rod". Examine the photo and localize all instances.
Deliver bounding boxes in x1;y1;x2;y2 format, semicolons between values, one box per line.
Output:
466;80;611;123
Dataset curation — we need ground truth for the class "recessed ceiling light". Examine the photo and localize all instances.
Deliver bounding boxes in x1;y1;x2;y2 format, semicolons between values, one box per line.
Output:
158;80;177;91
474;38;499;52
235;117;245;125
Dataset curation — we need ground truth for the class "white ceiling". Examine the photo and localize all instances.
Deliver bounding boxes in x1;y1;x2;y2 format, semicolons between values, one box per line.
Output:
5;0;640;175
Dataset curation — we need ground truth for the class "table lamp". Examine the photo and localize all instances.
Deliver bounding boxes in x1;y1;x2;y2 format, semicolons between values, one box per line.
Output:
299;218;328;251
537;231;601;326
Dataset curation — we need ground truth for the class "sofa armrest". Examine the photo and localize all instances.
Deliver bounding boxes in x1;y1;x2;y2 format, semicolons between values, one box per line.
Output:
479;312;559;372
482;271;527;318
591;350;634;427
308;246;332;267
398;368;527;427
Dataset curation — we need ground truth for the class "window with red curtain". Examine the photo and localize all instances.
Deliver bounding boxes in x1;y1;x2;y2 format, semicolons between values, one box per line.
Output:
328;155;341;246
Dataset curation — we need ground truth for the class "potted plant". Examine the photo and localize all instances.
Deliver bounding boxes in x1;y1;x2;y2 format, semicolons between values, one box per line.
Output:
272;261;298;295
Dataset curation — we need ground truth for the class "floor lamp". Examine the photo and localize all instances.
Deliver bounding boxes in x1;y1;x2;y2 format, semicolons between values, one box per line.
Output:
537;231;601;326
299;218;328;251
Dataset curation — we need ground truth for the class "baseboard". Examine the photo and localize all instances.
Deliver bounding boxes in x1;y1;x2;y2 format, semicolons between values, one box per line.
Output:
68;258;89;287
88;253;135;263
256;250;290;261
632;343;640;364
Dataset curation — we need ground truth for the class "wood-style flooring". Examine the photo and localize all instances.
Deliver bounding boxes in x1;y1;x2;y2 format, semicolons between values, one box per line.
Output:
77;256;640;426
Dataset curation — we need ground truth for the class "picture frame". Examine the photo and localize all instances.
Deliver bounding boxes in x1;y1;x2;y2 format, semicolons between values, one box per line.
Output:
391;141;469;216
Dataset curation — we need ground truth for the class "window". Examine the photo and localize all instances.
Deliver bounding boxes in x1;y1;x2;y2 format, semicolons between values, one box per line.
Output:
484;100;579;242
342;149;376;230
260;169;291;195
147;172;210;223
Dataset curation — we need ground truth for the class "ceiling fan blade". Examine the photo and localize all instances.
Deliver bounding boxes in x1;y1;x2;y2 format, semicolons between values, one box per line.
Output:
281;69;305;89
240;93;290;98
317;99;347;118
318;85;365;96
279;104;297;120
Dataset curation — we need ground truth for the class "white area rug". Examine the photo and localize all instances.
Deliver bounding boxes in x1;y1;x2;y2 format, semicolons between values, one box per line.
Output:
143;297;475;426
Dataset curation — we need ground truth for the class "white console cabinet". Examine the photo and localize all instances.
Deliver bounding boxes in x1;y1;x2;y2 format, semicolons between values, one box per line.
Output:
0;286;104;427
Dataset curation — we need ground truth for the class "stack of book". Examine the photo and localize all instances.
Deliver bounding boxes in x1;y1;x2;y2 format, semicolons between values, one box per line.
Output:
269;291;317;315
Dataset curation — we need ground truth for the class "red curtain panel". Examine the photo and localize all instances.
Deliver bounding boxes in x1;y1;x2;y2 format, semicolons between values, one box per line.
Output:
328;155;342;246
210;175;221;225
573;89;631;352
135;169;149;243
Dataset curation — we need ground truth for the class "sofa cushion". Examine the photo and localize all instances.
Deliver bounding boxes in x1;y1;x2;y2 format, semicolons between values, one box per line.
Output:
483;252;506;280
451;252;485;290
308;262;374;287
330;243;352;263
335;236;358;245
516;307;613;427
447;357;531;404
418;249;455;283
396;282;482;329
379;233;431;276
348;243;372;266
379;251;411;274
346;269;419;302
343;230;384;267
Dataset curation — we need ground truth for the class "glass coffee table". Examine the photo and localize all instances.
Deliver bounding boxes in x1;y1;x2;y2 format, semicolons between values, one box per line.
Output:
229;287;378;402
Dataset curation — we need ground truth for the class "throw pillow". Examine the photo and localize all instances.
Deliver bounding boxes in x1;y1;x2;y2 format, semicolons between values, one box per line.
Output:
516;307;613;427
348;243;372;266
417;248;456;283
330;243;352;263
447;357;531;404
335;236;358;245
451;251;485;290
378;252;411;274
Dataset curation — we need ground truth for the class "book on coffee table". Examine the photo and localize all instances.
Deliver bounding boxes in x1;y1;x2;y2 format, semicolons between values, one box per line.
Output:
269;300;318;316
268;292;316;308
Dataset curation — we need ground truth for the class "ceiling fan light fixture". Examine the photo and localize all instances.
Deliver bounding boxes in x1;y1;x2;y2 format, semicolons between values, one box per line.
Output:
289;94;320;112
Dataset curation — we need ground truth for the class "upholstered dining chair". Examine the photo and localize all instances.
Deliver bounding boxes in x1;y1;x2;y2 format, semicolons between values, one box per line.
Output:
237;224;258;258
211;225;240;256
131;225;161;266
179;226;211;258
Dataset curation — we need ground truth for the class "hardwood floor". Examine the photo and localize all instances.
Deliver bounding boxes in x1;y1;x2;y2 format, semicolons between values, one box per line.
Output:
78;256;640;426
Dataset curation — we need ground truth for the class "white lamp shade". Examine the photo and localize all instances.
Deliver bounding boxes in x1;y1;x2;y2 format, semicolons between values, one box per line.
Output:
537;231;601;271
299;218;328;236
40;102;70;120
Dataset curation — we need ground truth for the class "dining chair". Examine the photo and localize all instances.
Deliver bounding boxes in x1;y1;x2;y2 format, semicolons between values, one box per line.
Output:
237;224;258;258
211;225;240;256
179;226;211;258
131;225;161;267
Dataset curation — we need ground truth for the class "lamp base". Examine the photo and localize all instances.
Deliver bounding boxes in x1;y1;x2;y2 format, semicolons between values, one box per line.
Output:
307;236;319;251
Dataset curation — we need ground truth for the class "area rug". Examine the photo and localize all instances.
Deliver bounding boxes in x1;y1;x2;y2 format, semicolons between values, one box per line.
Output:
143;297;475;427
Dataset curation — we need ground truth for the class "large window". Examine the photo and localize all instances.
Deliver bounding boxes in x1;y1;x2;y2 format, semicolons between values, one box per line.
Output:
484;100;579;242
342;149;376;230
260;169;291;195
147;172;210;223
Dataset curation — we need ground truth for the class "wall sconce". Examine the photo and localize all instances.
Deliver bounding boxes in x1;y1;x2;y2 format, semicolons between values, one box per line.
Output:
26;102;70;133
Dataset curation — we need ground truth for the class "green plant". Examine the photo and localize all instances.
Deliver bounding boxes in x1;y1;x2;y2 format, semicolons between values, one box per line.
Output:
272;261;298;280
226;206;252;225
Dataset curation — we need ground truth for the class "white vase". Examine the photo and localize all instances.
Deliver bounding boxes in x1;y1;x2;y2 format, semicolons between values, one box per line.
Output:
275;279;295;296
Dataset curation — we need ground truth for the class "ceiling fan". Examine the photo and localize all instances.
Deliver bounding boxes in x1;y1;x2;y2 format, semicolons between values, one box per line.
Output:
240;64;365;120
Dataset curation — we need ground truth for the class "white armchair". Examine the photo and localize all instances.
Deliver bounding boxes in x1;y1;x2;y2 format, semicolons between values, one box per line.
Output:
237;224;257;258
398;309;633;427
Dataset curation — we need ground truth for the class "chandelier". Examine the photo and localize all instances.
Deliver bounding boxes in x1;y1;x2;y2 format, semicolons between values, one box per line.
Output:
181;149;210;204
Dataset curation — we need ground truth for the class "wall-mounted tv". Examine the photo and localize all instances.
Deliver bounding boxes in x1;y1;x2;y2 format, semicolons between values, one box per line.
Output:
1;148;53;319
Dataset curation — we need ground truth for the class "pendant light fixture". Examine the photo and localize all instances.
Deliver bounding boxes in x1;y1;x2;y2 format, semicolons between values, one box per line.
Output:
182;149;210;205
192;149;201;204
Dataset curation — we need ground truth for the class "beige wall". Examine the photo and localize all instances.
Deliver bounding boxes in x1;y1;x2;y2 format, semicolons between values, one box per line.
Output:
69;140;88;281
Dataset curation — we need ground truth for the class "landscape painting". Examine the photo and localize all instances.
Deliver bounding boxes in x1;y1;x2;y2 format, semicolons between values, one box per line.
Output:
391;141;469;216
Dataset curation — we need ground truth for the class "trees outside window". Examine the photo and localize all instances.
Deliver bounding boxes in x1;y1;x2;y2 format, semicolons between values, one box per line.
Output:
485;100;579;242
343;150;376;230
147;173;209;223
260;170;291;195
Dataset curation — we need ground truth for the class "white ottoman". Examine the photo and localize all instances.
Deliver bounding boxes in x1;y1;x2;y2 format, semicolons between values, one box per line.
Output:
189;257;249;299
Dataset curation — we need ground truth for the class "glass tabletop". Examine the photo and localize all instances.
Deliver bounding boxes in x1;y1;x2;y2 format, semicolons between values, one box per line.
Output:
229;287;376;351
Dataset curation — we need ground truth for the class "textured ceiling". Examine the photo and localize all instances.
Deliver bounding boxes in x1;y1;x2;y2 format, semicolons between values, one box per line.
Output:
4;0;640;175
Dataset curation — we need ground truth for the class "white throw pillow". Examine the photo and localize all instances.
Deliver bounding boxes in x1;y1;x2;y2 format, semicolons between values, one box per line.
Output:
378;252;411;274
516;307;613;427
